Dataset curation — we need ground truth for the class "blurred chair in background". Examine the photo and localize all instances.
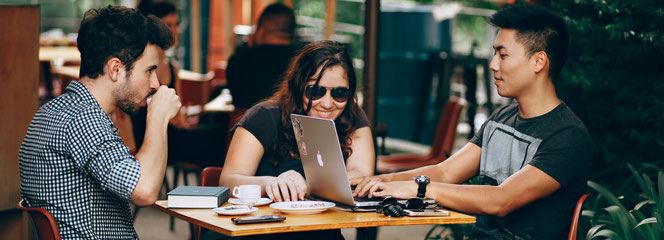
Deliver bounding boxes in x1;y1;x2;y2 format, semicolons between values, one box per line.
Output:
194;167;224;240
376;97;465;173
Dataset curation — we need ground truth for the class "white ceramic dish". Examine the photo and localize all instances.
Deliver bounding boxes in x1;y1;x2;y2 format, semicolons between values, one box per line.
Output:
228;198;273;206
269;201;335;215
212;205;258;215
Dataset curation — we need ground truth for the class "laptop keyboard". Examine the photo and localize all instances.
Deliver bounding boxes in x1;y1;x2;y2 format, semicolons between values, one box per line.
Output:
353;196;384;202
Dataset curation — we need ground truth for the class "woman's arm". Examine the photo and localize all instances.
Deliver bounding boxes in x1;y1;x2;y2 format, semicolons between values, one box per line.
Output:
344;126;375;179
219;127;273;193
220;127;308;201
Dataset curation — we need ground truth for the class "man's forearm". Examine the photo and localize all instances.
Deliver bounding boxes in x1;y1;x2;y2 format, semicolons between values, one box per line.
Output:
427;182;513;217
383;164;444;182
133;116;169;204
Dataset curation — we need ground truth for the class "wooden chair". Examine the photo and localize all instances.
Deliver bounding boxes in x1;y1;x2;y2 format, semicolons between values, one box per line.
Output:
376;97;465;173
194;167;224;240
568;193;590;240
177;72;214;126
18;199;62;240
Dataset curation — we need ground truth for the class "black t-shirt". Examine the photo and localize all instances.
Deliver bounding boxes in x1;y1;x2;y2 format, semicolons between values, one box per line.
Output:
469;102;592;239
226;45;297;109
233;101;371;177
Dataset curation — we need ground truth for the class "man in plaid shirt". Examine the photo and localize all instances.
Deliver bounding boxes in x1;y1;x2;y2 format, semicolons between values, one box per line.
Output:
19;6;181;239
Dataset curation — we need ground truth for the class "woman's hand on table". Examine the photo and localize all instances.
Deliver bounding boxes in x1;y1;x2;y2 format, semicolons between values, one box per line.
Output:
265;170;308;202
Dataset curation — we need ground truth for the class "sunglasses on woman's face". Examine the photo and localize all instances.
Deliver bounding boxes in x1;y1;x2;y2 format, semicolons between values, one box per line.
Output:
305;85;350;102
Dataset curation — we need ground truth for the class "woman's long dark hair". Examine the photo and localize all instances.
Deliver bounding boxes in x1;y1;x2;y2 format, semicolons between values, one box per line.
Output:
269;40;363;161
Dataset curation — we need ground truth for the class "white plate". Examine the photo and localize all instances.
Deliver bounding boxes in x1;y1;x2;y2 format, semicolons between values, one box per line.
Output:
212;205;258;215
269;201;335;215
228;198;273;206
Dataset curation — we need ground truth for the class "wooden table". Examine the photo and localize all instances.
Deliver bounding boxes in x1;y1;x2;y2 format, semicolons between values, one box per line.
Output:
39;48;208;83
153;200;475;237
52;66;79;80
203;92;234;113
39;46;80;63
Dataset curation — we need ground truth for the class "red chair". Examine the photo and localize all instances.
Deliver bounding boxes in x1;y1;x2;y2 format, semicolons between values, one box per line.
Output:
568;193;590;240
194;167;224;240
17;199;62;240
376;97;465;173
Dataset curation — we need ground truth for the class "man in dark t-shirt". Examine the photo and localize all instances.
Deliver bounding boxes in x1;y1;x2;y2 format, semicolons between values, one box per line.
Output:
226;3;297;109
351;5;592;239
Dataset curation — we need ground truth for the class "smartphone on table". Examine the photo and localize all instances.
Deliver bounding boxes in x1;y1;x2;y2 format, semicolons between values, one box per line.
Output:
403;209;450;217
231;215;286;224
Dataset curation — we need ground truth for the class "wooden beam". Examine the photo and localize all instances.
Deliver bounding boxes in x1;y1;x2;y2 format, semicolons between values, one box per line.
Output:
224;0;234;60
362;0;379;125
0;5;39;212
242;0;251;25
325;0;337;40
190;0;202;72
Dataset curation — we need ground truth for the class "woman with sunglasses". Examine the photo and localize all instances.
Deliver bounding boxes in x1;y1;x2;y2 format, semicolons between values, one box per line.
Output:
209;40;373;239
220;40;374;206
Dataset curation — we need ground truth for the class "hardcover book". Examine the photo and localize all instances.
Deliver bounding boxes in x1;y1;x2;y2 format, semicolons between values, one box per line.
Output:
167;186;230;208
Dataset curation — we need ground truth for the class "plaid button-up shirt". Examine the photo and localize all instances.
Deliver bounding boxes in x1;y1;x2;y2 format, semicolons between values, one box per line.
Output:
19;81;141;239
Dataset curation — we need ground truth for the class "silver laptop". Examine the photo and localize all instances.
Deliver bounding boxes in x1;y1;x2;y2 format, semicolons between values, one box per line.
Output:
290;114;381;208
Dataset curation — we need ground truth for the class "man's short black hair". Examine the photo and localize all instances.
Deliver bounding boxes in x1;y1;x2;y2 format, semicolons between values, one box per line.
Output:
77;5;174;79
489;4;568;80
256;3;295;38
137;1;177;18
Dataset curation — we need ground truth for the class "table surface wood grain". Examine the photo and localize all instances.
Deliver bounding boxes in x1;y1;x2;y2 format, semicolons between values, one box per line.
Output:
153;200;475;237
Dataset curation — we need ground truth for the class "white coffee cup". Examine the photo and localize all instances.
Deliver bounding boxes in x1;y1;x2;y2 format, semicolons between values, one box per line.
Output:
233;185;261;204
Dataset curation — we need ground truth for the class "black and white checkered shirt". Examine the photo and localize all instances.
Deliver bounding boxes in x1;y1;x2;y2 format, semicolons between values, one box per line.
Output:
19;81;141;239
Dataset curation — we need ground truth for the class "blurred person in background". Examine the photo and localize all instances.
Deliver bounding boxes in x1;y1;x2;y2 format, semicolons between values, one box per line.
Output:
226;3;298;111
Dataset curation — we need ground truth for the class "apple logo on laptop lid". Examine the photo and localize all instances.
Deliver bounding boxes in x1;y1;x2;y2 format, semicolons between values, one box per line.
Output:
316;151;324;167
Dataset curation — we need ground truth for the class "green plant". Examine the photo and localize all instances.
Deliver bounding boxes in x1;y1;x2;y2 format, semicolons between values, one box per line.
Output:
582;164;664;239
545;0;664;189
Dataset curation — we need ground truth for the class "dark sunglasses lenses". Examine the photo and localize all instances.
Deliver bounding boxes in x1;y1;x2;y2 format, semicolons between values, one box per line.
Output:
380;196;398;206
305;85;349;102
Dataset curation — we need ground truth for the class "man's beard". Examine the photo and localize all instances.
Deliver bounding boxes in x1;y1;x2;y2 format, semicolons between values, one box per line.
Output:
114;76;144;114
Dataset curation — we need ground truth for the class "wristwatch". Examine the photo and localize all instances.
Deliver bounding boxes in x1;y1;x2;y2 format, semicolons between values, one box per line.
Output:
414;175;430;198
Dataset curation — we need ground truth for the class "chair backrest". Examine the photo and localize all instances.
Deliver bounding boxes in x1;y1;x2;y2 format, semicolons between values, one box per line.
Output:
200;167;223;187
568;193;590;240
428;97;465;160
195;167;223;240
18;199;62;240
178;72;214;116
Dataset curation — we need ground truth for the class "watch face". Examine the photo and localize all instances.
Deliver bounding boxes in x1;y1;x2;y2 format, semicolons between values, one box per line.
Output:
415;175;430;184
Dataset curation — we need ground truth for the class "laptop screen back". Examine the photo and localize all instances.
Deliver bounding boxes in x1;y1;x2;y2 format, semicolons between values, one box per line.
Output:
289;114;356;206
